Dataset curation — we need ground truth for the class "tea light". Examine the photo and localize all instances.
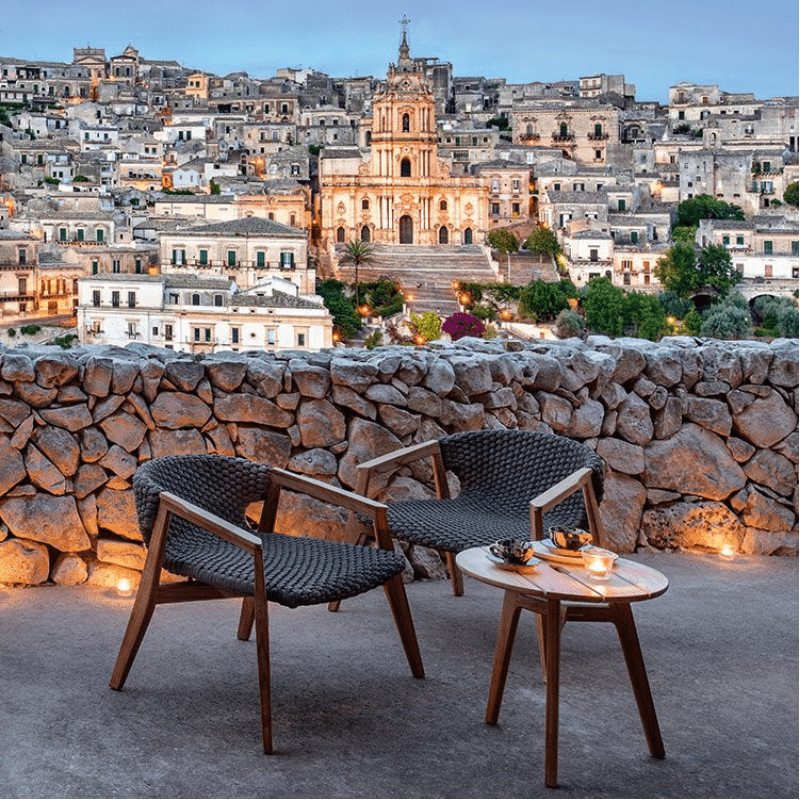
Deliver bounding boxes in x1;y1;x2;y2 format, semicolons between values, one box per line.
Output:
719;544;735;561
116;578;133;597
582;549;615;581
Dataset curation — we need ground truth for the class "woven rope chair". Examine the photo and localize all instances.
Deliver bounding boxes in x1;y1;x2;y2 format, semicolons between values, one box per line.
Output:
109;454;423;753
344;430;606;598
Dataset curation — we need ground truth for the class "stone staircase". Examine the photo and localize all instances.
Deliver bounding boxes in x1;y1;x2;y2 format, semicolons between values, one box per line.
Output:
335;244;500;315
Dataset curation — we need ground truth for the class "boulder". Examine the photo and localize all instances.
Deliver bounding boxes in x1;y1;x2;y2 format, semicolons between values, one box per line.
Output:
598;472;646;553
338;418;403;489
95;489;141;541
164;359;204;391
288;360;330;398
684;396;732;437
0;353;35;382
214;394;293;428
150;392;212;429
246;360;284;398
616;392;653;446
82;357;113;397
296;399;346;447
34;354;80;388
96;537;146;571
51;553;88;585
24;444;66;494
38;404;93;432
422;358;456;396
732;390;798;448
641;501;745;551
0;539;49;586
596;438;645;475
0;494;90;550
236;427;292;468
147;428;207;458
0;438;27;495
742;449;797;497
99;410;148;452
202;359;248;392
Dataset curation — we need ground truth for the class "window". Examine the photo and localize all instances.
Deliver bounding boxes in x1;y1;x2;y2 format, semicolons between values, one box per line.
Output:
172;249;186;265
512;203;520;215
439;226;448;244
589;249;598;262
192;293;200;306
362;198;370;210
512;179;520;192
678;111;685;120
127;292;136;308
59;228;67;242
631;231;639;244
736;235;745;246
164;324;173;341
127;322;137;339
337;227;345;243
400;158;411;178
464;228;473;245
256;251;266;267
77;228;85;242
296;329;308;348
360;225;370;243
553;182;561;191
722;235;730;246
96;228;104;243
266;328;276;346
440;200;448;211
595;150;602;160
111;291;120;308
231;327;240;344
402;113;410;132
290;213;296;226
17;249;26;265
214;294;223;307
763;161;770;173
764;241;773;255
92;290;101;307
792;241;798;256
112;260;121;274
491;203;500;216
91;260;99;275
594;123;603;137
491;179;500;192
280;251;294;269
18;277;27;295
199;249;208;266
135;259;142;274
618;199;626;211
559;123;568;137
227;250;236;267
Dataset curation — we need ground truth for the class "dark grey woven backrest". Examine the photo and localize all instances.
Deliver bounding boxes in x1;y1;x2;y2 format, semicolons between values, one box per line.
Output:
133;455;272;545
439;429;604;523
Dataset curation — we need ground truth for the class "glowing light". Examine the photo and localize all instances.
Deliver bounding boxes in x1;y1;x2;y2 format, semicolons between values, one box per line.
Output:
117;578;133;596
719;544;735;560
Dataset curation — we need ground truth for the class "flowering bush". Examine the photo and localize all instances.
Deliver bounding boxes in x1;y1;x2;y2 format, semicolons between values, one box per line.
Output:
442;313;486;341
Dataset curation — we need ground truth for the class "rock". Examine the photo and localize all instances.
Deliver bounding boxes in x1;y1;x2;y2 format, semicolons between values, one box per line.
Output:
150;392;212;429
289;360;330;398
330;358;378;392
606;343;647;385
99;444;138;479
51;553;88;585
0;494;90;550
38;404;93;432
32;426;80;476
338;418;403;489
287;448;339;477
741;528;798;556
246;360;284;398
378;405;421;438
684;396;732;437
538;392;572;433
397;356;427;386
438;399;485;431
768;346;799;388
73;463;109;499
82;357;113;397
775;432;798;464
616;392;653;446
214;393;293;427
701;345;742;388
449;356;493;396
147;428;207;458
15;382;57;407
86;561;141;590
203;359;248;392
111;360;140;395
0;539;49;585
653;396;683;440
25;444;66;494
92;395;127;423
726;437;756;463
296;399;346;447
596;438;645;475
422;357;456;396
633;376;656;398
738;346;773;384
0;398;32;427
530;355;563;391
743;449;797;497
566;396;604;439
204;423;236;456
598;472;646;553
644;346;682;386
96;537;146;571
164;359;204;391
406;386;442;418
235;427;292;467
34;354;80;388
77;494;98;536
331;384;377;420
95;489;141;541
738;486;796;531
99;410;148;452
477;386;517;410
138;359;165;402
732;390;798;448
406;544;448;580
364;383;408;406
1;353;35;382
275;392;300;410
641;501;745;551
644;423;746;501
79;427;109;462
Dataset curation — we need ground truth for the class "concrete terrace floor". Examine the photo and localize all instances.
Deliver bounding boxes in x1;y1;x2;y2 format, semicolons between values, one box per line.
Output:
0;553;797;800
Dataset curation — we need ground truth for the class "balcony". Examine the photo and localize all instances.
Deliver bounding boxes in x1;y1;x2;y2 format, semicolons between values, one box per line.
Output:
587;132;609;141
551;133;575;142
519;133;540;143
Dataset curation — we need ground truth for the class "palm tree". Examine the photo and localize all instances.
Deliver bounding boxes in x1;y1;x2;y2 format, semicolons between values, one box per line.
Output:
338;240;375;308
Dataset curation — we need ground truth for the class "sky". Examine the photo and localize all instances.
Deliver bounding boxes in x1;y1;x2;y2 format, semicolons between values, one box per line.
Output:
1;0;797;104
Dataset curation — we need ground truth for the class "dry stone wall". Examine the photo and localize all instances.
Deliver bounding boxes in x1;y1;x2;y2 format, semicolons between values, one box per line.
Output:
0;335;796;588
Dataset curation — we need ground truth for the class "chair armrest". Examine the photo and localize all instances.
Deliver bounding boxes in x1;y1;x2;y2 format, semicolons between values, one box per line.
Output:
528;467;606;545
355;439;448;499
264;468;395;551
158;491;263;554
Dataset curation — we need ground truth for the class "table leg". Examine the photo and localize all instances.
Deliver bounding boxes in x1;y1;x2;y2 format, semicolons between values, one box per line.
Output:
485;590;523;725
613;604;665;759
544;597;561;789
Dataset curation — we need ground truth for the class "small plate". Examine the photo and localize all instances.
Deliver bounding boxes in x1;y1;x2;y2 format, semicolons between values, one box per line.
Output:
486;553;540;573
541;538;586;558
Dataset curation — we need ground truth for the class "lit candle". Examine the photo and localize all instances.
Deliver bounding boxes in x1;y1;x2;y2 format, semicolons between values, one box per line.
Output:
719;544;735;560
582;549;616;581
117;578;133;596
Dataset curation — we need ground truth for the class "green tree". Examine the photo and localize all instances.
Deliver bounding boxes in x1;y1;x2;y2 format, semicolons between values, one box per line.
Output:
654;243;699;297
699;304;751;339
696;244;740;295
777;306;799;338
783;181;799;207
671;226;697;244
487;228;519;254
518;278;575;321
623;292;667;341
657;290;694;319
675;194;745;228
554;309;585;339
583;277;626;336
524;226;560;258
338;240;375;307
316;278;362;340
683;307;702;334
209;179;221;195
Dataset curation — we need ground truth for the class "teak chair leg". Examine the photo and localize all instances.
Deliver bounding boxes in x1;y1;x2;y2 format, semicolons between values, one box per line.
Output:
445;551;464;596
383;575;425;678
110;505;170;690
485;590;523;724
238;596;255;641
252;555;273;754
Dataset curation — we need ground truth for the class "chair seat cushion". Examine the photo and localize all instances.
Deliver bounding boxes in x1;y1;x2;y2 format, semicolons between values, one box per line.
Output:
387;498;577;553
163;525;405;609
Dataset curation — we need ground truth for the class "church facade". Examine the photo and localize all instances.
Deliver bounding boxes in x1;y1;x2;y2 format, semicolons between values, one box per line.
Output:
317;28;489;264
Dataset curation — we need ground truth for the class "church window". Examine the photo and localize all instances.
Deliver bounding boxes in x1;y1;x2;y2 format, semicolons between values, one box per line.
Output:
337;227;345;243
360;226;371;243
440;200;447;211
400;158;411;177
560;123;568;137
402;113;410;132
362;198;370;210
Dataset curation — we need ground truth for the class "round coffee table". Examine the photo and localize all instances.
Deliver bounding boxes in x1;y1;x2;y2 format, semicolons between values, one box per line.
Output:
456;544;669;788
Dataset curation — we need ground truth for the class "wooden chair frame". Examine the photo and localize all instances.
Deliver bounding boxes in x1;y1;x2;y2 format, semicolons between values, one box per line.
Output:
109;467;424;754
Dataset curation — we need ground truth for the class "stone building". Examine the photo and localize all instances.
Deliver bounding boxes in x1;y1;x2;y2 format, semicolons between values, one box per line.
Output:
318;28;489;261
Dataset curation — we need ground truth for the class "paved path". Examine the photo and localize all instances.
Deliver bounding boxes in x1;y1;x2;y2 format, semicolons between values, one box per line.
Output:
0;553;796;798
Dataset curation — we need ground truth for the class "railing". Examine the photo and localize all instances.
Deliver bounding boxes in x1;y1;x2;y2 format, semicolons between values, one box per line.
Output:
165;259;298;271
551;133;575;142
519;133;540;142
587;132;609;141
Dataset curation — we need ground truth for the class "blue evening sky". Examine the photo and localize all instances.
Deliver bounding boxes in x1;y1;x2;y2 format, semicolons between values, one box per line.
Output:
1;0;797;103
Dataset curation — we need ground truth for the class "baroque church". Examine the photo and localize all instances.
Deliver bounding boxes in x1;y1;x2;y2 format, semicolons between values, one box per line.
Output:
317;24;489;266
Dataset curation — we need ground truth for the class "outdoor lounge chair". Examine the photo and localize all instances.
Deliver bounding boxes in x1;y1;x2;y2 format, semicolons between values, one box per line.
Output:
109;454;424;753
345;429;606;597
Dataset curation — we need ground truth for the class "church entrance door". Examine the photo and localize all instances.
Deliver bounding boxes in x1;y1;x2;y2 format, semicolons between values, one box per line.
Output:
399;215;413;244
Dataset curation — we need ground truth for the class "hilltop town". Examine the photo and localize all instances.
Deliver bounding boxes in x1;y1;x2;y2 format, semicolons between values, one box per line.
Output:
0;31;797;352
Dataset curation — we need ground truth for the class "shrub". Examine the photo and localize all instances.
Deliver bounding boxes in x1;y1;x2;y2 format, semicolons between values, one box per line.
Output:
471;304;497;321
554;310;585;339
364;330;383;350
6;328;15;337
683;307;702;335
699;305;751;339
487;228;518;254
442;313;486;341
777;306;799;338
20;324;41;335
409;311;442;342
657;291;693;319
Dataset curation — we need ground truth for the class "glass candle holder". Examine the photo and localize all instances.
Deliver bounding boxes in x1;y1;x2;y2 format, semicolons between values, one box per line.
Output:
582;549;616;581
